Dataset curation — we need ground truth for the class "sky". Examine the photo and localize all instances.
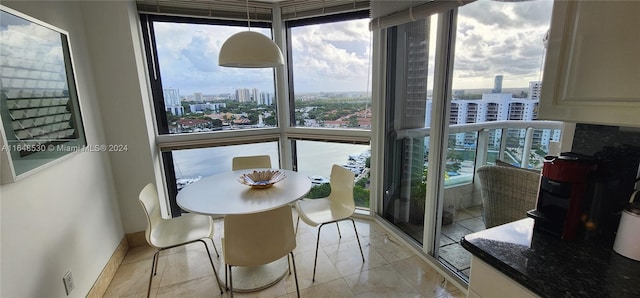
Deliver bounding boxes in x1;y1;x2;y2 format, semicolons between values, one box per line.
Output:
153;0;553;96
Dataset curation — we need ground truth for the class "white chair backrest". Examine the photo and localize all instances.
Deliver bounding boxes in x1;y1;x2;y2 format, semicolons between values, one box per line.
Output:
224;205;296;267
138;183;162;247
328;164;356;211
232;155;272;171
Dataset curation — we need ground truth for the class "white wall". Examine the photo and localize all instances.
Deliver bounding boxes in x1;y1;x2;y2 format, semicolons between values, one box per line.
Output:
0;0;159;296
79;1;161;234
0;1;124;297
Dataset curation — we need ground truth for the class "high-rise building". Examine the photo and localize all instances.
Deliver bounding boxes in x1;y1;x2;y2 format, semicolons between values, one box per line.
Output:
163;88;183;115
163;88;181;106
189;103;226;113
529;81;542;100
235;89;249;102
235;88;259;102
427;89;555;150
251;88;258;102
194;92;203;102
259;92;273;105
492;75;503;93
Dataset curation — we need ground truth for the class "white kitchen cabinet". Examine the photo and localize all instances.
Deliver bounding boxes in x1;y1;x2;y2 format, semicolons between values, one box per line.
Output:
467;257;538;298
539;1;640;128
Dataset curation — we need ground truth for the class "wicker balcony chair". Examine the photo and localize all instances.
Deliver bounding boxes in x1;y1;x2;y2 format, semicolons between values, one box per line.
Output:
476;165;541;228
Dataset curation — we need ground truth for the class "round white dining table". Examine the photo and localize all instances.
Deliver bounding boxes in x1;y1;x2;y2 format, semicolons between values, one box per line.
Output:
177;168;311;292
177;168;311;215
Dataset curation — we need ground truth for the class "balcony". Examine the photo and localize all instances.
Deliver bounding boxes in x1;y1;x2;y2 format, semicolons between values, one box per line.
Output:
394;120;564;281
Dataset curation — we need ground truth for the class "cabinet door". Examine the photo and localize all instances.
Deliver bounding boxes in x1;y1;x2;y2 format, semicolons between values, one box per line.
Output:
539;1;640;127
467;257;538;298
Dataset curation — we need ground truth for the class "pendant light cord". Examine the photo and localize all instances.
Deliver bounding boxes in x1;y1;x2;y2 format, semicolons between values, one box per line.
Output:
246;0;251;31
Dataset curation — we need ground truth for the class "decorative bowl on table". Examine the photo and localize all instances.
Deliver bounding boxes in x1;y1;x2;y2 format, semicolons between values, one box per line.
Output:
237;170;286;189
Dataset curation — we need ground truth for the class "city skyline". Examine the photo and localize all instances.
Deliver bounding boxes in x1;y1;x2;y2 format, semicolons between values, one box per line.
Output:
153;1;552;95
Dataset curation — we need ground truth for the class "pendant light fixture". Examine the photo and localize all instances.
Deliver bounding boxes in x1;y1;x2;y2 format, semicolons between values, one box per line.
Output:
218;0;284;68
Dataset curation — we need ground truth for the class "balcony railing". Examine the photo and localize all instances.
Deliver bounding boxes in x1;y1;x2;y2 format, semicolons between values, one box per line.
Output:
396;120;564;188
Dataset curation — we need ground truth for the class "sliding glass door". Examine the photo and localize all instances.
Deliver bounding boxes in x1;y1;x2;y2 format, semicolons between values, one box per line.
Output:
378;0;555;283
381;16;439;245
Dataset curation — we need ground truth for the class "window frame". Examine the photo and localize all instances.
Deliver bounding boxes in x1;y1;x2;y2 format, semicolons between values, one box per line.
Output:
140;13;275;136
283;11;374;211
140;13;280;216
139;9;376;216
284;9;372;163
285;10;371;129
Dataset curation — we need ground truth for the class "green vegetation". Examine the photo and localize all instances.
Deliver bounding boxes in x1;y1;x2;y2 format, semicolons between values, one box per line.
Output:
305;172;370;208
293;98;370;126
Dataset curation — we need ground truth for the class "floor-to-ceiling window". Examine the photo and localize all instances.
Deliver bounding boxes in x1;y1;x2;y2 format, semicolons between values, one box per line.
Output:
381;16;438;243
138;2;373;215
286;11;372;209
376;0;556;283
139;13;281;215
437;0;555;280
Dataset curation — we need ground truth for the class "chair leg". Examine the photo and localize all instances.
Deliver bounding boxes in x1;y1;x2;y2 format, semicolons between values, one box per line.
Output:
312;223;326;282
290;252;300;298
228;265;234;298
350;218;365;262
295;216;300;235
153;249;160;275
224;265;228;290
209;238;220;257
147;250;160;298
287;254;292;275
198;240;223;294
336;222;342;238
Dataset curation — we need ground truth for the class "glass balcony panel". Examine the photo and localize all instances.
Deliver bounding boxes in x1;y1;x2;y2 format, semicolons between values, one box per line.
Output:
445;132;477;187
487;128;503;165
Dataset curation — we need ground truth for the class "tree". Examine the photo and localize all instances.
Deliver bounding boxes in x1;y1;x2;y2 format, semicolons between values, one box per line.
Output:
307;183;331;199
247;112;259;124
263;116;277;126
348;115;360;127
210;118;223;127
353;185;370;208
166;112;179;123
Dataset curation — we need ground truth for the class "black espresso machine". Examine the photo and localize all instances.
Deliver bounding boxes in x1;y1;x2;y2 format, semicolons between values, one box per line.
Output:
528;148;640;242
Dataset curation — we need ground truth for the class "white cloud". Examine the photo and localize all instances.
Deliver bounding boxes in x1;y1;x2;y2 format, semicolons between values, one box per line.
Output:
452;0;553;89
150;0;551;96
154;22;275;95
290;19;371;93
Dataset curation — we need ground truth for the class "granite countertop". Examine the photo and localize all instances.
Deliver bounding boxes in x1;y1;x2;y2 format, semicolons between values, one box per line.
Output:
461;218;640;298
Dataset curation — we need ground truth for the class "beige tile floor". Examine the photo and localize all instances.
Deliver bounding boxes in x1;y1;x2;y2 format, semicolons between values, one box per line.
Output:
104;211;466;298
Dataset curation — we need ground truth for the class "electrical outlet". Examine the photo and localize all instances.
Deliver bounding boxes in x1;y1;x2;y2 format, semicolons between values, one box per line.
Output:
63;271;74;295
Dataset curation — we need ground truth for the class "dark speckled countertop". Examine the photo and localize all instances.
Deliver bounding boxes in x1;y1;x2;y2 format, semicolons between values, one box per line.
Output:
461;218;640;298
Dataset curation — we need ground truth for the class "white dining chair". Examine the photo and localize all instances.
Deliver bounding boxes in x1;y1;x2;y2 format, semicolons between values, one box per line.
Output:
223;205;300;297
232;155;271;170
138;183;223;297
295;164;365;281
